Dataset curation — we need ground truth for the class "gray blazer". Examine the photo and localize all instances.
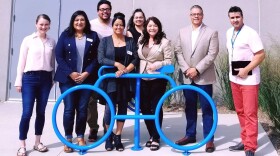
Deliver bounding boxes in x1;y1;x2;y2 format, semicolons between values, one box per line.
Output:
138;37;173;75
98;36;139;93
174;23;219;85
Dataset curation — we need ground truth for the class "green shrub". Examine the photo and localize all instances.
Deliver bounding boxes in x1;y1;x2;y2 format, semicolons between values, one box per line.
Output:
215;53;235;110
259;53;280;131
216;48;280;131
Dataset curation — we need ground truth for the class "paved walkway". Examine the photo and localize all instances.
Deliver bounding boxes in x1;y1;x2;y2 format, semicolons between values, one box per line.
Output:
0;101;277;156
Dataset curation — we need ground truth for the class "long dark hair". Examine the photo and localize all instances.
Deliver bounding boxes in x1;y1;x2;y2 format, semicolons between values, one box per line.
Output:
65;10;91;37
127;8;146;30
139;16;166;45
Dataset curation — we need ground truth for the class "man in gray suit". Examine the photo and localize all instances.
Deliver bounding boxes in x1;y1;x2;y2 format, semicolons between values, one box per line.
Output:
174;5;219;153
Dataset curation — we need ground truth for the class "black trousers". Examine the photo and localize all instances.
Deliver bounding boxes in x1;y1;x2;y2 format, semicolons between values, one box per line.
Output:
140;79;167;140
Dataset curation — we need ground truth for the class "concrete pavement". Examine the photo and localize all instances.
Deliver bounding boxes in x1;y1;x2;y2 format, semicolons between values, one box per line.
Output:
0;101;277;156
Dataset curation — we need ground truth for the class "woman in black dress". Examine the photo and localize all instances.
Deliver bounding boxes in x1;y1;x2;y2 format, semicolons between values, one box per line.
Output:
126;8;146;44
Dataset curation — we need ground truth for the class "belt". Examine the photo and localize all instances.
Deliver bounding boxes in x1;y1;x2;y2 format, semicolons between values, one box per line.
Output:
23;70;50;75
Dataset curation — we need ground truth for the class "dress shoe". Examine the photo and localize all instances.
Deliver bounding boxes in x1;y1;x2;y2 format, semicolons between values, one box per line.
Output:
245;150;255;156
205;141;215;153
229;142;244;151
175;137;196;145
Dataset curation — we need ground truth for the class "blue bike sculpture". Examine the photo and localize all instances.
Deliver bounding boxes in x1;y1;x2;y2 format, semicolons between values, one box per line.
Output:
52;65;218;155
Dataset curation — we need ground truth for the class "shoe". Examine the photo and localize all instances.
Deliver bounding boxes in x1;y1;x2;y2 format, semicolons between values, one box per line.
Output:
245;150;255;156
205;141;215;153
229;142;244;151
145;137;153;147
33;143;48;152
17;147;26;156
88;129;98;142
63;139;73;153
150;139;160;151
105;132;114;151
77;138;86;146
175;136;196;145
114;134;124;151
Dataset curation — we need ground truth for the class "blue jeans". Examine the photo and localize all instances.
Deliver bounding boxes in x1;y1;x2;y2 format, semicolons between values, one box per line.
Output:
59;82;91;139
19;71;52;140
183;82;214;141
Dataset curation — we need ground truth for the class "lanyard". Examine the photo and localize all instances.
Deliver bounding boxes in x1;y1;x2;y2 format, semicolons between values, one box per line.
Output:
231;26;243;49
231;25;243;59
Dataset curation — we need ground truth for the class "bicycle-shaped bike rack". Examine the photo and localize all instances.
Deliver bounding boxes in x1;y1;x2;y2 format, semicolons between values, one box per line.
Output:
52;65;218;155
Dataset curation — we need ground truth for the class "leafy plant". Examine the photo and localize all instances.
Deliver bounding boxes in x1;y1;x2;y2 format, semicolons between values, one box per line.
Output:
215;52;235;110
259;52;280;131
216;46;280;131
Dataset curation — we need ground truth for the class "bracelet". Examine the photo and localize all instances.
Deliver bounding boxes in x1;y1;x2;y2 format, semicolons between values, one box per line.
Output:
123;68;128;73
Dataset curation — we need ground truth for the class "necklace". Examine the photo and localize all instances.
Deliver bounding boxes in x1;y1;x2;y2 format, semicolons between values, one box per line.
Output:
116;39;121;45
75;33;85;40
113;36;124;46
148;41;154;48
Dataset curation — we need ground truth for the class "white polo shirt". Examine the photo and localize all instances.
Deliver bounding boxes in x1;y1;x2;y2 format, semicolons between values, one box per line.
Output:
226;25;264;85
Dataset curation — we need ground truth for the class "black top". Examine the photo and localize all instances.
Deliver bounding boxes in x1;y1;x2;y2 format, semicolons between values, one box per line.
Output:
115;46;126;64
128;27;141;44
113;46;132;102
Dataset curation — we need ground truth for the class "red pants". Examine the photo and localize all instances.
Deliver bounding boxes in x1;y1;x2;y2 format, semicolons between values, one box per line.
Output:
230;82;259;152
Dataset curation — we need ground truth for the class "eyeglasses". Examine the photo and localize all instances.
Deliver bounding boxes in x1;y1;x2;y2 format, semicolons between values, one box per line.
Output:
99;8;111;12
190;13;203;17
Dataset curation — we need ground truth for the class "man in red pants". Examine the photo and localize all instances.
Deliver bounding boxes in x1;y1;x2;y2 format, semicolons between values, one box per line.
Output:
226;6;265;156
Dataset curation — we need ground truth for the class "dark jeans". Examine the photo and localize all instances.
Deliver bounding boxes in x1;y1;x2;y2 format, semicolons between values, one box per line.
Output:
183;82;214;141
140;79;167;140
59;81;91;139
19;71;52;140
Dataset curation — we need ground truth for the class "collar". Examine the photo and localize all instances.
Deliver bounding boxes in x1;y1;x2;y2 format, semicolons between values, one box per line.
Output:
31;32;50;40
192;23;203;32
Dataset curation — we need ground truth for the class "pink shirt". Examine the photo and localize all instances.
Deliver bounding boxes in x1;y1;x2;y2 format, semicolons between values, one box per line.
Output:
226;25;264;85
90;18;113;39
15;33;56;86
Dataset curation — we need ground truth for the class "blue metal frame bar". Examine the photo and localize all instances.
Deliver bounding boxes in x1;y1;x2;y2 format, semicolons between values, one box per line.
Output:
52;65;217;155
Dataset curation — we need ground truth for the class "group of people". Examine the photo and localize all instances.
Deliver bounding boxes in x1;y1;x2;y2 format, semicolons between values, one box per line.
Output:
14;0;265;156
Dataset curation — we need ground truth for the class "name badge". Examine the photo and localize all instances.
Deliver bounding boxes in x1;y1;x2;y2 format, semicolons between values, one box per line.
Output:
48;43;53;48
127;51;132;55
86;38;93;42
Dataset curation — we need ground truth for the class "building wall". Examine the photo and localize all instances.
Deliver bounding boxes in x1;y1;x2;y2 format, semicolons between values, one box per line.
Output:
0;0;13;101
0;0;279;101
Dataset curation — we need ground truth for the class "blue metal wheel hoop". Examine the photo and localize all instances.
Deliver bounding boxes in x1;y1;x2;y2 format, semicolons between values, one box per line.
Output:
154;85;218;155
52;85;115;155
